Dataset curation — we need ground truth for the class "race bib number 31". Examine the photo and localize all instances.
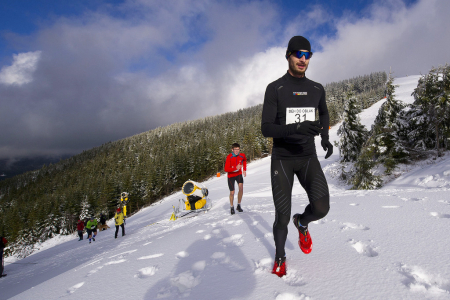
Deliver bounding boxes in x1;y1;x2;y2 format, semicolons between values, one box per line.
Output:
286;107;315;124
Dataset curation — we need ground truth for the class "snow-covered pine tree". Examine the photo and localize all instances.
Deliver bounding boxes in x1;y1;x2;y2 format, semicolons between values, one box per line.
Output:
352;144;382;190
337;89;369;162
367;73;408;174
403;99;432;153
411;65;450;156
79;196;91;220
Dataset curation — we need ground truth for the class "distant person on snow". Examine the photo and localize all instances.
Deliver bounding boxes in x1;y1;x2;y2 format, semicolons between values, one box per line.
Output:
77;219;85;241
86;216;98;244
98;213;110;231
100;214;106;226
224;143;247;215
114;208;125;239
261;36;332;277
1;236;8;277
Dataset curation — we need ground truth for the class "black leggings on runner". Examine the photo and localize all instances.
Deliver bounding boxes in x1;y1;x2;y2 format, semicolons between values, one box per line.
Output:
271;157;330;259
115;224;125;237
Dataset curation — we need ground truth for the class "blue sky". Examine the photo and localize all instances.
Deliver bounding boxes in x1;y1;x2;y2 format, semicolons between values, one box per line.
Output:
0;0;418;57
0;0;448;160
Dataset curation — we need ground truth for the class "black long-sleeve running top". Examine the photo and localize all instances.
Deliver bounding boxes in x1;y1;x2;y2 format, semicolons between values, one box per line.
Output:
261;72;329;159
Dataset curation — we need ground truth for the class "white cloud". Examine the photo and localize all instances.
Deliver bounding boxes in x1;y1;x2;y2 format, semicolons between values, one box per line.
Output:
1;0;450;159
308;0;450;84
0;51;41;85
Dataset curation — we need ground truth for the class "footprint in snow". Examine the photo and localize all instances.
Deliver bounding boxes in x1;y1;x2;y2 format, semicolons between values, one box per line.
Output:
156;271;201;298
135;266;158;278
348;239;378;257
398;264;450;296
226;219;243;226
281;268;306;287
67;282;84;294
86;266;103;277
211;252;245;272
192;260;206;271
340;222;369;231
209;229;223;238
159;261;207;297
430;212;450;219
176;251;189;259
211;252;227;260
254;257;273;274
221;234;244;247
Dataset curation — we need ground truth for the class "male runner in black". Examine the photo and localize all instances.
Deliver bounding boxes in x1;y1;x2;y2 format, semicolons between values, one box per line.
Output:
261;36;333;277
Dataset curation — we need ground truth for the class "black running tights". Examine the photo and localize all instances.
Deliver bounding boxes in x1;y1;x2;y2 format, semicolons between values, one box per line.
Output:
271;157;330;259
115;224;125;237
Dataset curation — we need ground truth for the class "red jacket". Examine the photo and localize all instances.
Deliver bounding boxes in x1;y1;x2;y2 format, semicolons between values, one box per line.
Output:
77;220;85;231
1;236;7;248
224;153;247;178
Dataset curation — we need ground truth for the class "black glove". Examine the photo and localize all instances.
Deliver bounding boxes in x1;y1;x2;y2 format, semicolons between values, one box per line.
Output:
321;137;333;159
295;120;321;136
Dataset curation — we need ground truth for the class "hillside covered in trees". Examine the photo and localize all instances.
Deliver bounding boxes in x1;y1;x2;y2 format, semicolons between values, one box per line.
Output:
0;71;387;257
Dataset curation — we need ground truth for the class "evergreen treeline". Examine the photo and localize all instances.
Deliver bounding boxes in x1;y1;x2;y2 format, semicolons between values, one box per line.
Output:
337;65;450;189
0;71;387;258
325;71;388;126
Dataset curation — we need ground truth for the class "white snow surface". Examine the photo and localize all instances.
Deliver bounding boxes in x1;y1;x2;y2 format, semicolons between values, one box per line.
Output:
2;75;450;299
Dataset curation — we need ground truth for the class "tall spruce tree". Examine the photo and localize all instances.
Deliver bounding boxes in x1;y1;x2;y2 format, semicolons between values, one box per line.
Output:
337;89;368;162
352;73;407;189
367;73;408;174
411;65;450;156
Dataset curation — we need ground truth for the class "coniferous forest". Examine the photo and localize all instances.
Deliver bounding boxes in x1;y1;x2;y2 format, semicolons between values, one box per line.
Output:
336;65;450;189
0;71;388;257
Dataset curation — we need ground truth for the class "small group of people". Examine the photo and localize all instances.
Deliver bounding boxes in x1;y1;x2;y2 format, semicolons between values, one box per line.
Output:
76;217;98;243
76;208;126;243
225;36;333;278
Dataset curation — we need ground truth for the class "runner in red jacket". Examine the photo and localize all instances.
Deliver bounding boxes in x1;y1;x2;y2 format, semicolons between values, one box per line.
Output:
1;236;7;277
77;219;85;241
224;143;247;215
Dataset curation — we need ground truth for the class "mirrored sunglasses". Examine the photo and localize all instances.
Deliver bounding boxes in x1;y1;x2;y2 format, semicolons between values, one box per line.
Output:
288;50;313;59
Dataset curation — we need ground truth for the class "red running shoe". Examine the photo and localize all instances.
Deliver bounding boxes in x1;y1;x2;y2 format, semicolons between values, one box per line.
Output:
293;214;312;254
271;257;286;277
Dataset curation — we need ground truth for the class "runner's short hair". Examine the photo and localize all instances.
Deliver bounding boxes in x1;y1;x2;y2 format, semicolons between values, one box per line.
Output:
231;143;240;149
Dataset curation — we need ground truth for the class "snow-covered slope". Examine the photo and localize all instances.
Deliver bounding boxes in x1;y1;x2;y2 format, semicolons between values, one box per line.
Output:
3;75;450;300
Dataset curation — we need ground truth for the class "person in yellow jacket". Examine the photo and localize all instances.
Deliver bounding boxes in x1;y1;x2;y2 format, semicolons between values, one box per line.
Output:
114;207;125;239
